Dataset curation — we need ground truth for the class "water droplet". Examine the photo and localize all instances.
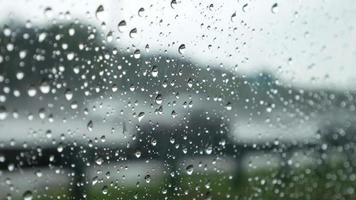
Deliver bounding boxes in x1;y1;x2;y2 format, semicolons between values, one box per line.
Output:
129;28;138;38
106;31;113;42
102;185;108;195
138;8;145;17
225;102;232;110
205;146;213;155
27;86;37;97
96;158;104;165
133;49;141;59
64;89;73;101
271;3;279;14
171;110;177;118
231;12;237;22
145;44;150;52
87;120;93;132
39;80;50;94
0;106;7;120
178;44;186;54
23;190;33;200
112;84;118;92
151;65;158;77
135;150;141;158
118;20;127;32
138;112;145;122
187;78;193;88
171;0;177;9
242;3;248;12
155;94;163;104
57;143;64;153
44;7;53;18
186;164;194;175
144;174;151;183
96;5;105;21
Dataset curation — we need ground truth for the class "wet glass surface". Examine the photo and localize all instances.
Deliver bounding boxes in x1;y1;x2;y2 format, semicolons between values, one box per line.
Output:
0;0;356;199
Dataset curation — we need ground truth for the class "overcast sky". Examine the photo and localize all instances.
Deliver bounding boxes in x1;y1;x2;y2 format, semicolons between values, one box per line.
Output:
1;0;356;90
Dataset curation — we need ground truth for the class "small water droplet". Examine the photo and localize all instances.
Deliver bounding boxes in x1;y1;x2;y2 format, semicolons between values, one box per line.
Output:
87;120;93;132
144;174;151;183
102;185;108;195
39;80;50;94
138;8;145;17
151;65;158;77
129;28;138;38
155;94;163;104
96;5;105;21
271;3;279;14
0;106;7;120
178;44;186;54
225;102;232;111
133;49;141;59
118;20;127;32
135;150;141;158
231;12;237;22
242;3;248;12
23;190;33;200
186;164;194;175
171;110;177;118
171;0;178;9
27;86;37;97
44;7;53;18
96;158;104;165
138;112;145;122
65;89;73;101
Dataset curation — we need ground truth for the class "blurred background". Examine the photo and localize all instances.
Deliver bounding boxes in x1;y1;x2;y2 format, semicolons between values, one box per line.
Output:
0;0;356;199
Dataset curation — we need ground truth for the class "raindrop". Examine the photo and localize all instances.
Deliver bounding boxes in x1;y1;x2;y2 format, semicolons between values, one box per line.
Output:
96;158;104;165
133;49;141;59
39;80;50;94
151;66;158;77
187;78;193;88
186;164;194;175
171;110;177;118
0;106;7;120
64;89;73;101
242;3;248;12
112;84;118;92
155;94;163;104
118;20;127;32
271;3;279;14
231;12;237;22
225;102;232;111
102;185;108;195
27;86;37;97
135;150;141;158
138;112;145;122
44;7;53;18
178;44;186;54
205;146;213;155
96;5;105;21
106;31;113;42
144;174;151;183
57;143;64;153
129;28;138;38
23;190;33;200
138;8;145;17
145;44;150;52
87;120;93;132
171;0;177;9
